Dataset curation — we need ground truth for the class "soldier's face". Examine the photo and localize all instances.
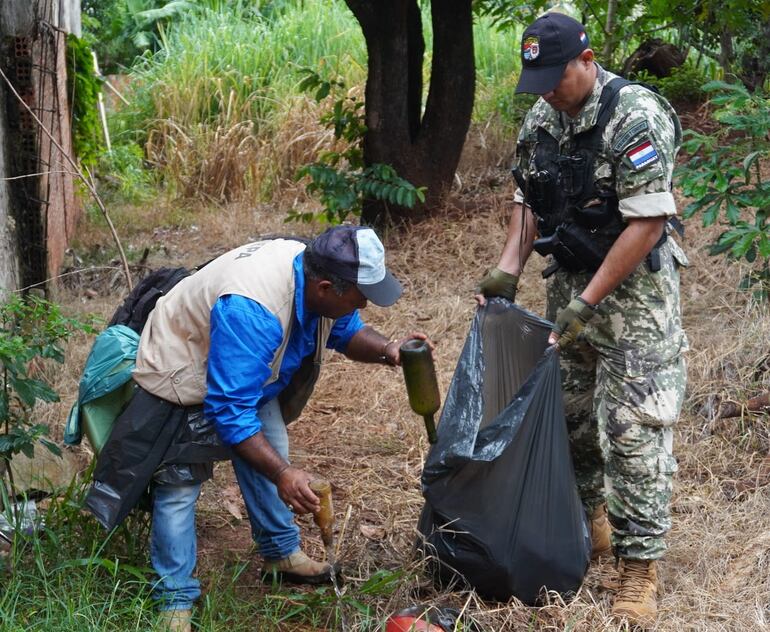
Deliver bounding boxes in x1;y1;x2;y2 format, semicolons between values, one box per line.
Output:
542;50;596;117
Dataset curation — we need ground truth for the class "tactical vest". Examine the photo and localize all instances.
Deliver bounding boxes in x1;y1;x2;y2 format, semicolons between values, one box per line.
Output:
519;78;666;275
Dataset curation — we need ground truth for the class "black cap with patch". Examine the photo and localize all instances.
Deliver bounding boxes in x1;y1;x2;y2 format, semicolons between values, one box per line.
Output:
515;12;589;95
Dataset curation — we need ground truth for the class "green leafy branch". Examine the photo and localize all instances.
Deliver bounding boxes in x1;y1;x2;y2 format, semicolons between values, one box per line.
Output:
0;297;95;496
677;80;770;298
291;67;425;225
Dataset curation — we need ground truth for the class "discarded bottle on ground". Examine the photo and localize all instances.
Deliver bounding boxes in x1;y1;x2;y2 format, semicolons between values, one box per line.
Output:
399;339;440;443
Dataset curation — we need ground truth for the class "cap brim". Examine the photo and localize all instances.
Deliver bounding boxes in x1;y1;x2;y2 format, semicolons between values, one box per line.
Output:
515;62;568;95
357;270;402;307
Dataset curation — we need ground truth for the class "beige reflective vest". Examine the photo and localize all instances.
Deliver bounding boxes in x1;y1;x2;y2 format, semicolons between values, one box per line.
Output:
133;239;333;421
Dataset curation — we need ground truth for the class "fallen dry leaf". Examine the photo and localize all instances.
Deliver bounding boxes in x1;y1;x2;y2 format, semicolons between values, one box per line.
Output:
359;524;386;540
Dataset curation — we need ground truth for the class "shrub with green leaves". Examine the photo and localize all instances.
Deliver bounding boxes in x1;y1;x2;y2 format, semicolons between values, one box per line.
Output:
82;0;205;73
118;5;368;142
291;68;425;225
634;62;710;104
677;81;770;298
0;296;94;496
97;143;156;204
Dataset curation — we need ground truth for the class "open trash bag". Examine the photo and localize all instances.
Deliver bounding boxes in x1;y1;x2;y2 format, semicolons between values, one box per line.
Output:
418;299;590;604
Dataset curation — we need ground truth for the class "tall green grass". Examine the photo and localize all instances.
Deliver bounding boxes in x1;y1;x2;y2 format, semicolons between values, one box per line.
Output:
474;17;520;85
473;18;528;134
118;4;368;140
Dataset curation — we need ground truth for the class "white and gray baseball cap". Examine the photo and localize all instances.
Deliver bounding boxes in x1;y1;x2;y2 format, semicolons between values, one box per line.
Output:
307;226;402;306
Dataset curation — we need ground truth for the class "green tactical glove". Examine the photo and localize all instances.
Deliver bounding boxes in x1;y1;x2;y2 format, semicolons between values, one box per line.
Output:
553;297;597;349
477;267;519;301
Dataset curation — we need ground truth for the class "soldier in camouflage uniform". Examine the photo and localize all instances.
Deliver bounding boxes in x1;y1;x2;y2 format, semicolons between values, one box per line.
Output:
475;12;687;628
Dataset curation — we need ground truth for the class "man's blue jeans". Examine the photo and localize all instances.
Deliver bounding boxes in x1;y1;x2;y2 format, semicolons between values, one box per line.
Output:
150;399;300;610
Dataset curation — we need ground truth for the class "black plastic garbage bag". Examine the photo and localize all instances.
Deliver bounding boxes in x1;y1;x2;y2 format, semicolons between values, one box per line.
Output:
418;299;590;604
85;388;231;530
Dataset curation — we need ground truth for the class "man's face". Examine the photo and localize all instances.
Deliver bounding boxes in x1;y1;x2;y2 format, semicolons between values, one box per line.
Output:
311;281;368;319
541;50;596;116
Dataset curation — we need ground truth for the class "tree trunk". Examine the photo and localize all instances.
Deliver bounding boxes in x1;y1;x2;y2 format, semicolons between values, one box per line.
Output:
345;0;475;227
602;0;618;66
738;21;770;92
718;28;734;81
621;39;686;79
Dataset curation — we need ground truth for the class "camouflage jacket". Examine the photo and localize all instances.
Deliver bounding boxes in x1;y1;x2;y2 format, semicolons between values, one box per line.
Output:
513;64;682;220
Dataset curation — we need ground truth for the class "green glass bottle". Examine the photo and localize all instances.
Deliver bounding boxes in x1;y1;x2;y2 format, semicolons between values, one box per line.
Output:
399;339;440;443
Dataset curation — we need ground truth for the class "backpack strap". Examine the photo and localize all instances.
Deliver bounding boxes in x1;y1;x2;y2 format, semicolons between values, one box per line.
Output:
574;77;632;154
594;77;632;129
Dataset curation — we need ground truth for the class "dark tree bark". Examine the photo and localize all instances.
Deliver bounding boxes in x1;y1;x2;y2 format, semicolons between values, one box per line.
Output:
344;0;475;226
738;21;770;93
601;0;619;66
621;38;686;78
718;28;734;81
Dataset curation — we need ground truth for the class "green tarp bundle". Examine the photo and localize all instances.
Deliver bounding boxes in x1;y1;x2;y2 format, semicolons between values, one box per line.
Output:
65;325;139;454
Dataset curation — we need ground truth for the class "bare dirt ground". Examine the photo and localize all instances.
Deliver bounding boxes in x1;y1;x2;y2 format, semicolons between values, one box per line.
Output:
46;120;770;630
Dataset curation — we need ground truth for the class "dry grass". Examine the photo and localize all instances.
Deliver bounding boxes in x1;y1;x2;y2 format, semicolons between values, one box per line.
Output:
137;88;358;219
146;88;261;203
52;163;770;630
267;96;336;186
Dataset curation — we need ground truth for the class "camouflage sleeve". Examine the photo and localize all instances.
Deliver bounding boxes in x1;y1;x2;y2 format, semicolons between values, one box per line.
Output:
512;107;539;204
608;87;682;219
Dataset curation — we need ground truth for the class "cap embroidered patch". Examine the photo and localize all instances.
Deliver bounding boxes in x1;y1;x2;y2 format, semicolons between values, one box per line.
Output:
523;36;540;61
579;31;587;43
626;139;659;169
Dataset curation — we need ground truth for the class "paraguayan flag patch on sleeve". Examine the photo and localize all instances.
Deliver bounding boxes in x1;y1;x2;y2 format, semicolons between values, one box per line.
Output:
625;138;659;169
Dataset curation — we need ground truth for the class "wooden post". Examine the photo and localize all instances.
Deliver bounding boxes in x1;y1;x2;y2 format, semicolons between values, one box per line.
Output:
91;51;111;153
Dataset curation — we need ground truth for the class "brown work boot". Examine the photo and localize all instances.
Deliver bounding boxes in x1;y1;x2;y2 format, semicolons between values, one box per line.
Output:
158;608;192;632
261;550;336;585
590;504;612;560
612;558;658;629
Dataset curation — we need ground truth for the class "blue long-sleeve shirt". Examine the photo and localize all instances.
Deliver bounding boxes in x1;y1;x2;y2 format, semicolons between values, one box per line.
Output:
205;253;364;445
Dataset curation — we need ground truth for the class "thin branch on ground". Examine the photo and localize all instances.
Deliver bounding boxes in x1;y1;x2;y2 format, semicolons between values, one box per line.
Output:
13;266;128;293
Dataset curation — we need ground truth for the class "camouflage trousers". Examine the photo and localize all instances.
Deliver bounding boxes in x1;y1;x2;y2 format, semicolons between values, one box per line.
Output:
545;240;688;560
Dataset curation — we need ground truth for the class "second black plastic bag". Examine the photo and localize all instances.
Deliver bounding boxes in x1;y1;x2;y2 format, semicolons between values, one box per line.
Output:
418;299;590;604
